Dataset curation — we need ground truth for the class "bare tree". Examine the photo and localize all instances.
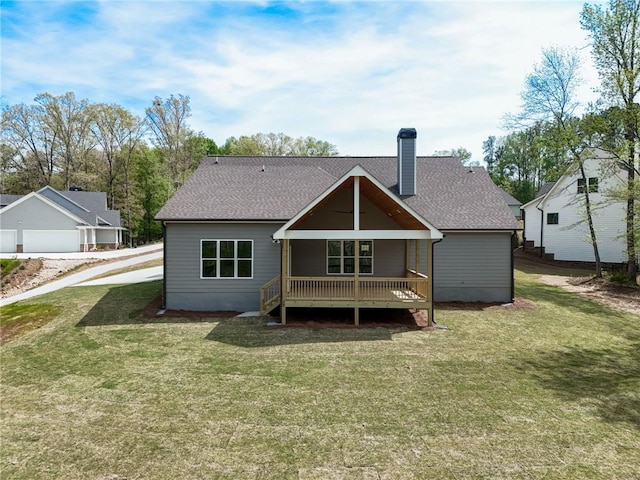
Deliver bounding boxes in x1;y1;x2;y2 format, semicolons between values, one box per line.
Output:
145;94;193;189
34;92;94;190
518;47;604;276
1;102;58;188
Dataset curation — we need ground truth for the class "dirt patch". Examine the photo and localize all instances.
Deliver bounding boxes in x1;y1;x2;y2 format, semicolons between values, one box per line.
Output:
436;297;537;311
0;258;99;299
540;274;640;316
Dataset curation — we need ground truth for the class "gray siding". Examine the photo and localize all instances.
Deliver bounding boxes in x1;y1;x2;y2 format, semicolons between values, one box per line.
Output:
96;229;117;244
291;239;405;277
165;222;283;311
433;232;513;303
0;196;80;243
398;138;416;196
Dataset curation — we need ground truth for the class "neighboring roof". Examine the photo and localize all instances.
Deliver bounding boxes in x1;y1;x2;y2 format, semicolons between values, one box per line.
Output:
63;191;108;212
535;182;556;199
0;187;120;228
157;156;519;231
0;194;23;208
497;187;521;206
0;192;90;225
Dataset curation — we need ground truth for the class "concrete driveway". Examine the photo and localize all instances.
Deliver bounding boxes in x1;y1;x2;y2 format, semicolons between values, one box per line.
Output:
0;245;163;307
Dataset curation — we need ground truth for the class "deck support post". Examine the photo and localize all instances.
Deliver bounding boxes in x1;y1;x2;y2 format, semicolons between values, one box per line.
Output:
427;239;433;327
281;238;289;325
354;239;360;325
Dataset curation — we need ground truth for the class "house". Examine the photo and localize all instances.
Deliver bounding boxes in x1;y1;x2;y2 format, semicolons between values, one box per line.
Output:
521;149;628;264
156;128;520;325
0;186;124;253
497;187;522;220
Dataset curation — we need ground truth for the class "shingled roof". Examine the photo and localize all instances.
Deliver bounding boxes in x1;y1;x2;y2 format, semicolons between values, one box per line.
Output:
156;156;519;231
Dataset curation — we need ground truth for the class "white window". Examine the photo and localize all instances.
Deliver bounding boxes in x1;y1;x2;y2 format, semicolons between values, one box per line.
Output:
577;177;598;194
327;240;373;275
201;240;253;278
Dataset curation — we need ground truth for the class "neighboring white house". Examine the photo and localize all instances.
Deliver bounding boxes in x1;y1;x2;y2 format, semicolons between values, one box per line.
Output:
521;149;628;264
0;186;124;253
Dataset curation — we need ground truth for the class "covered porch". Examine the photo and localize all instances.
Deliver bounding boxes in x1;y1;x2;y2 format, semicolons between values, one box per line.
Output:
260;165;442;326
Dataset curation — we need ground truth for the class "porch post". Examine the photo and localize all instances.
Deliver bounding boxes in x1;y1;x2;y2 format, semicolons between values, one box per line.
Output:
280;238;289;325
405;239;410;272
354;239;359;326
415;239;421;274
427;239;433;327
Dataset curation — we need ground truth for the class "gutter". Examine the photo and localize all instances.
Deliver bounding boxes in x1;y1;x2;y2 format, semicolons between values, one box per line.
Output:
511;230;516;302
536;205;544;258
431;237;443;324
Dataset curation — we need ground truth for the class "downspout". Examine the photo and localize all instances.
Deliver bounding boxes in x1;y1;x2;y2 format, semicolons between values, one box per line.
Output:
431;237;443;324
161;222;167;310
511;231;516;302
536;205;544;258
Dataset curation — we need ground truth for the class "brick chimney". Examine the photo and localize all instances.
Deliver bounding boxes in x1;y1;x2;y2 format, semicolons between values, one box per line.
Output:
397;128;417;195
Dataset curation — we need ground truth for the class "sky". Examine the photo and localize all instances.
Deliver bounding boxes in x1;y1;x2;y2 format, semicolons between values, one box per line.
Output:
1;0;604;162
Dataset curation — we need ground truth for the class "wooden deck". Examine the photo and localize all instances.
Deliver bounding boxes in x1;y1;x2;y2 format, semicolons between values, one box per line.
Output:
260;271;430;314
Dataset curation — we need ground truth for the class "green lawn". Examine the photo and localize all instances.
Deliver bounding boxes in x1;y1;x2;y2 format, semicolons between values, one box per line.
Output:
0;258;21;279
1;269;639;479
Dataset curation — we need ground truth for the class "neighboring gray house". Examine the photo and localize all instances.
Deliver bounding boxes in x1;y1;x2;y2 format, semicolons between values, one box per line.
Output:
0;186;124;253
156;128;519;325
497;187;522;220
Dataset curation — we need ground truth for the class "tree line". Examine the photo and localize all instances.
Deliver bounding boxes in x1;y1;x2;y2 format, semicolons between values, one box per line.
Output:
1;93;338;245
483;0;639;283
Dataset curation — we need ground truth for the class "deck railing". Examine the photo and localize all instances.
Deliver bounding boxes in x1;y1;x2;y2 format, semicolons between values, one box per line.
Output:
286;276;430;305
260;275;281;314
260;274;431;313
406;269;430;298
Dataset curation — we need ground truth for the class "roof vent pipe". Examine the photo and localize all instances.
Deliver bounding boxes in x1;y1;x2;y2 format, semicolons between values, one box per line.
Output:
397;128;417;196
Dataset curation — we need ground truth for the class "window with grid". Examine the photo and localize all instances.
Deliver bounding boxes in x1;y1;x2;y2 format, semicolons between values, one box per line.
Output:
327;240;373;275
201;240;253;278
577;177;599;193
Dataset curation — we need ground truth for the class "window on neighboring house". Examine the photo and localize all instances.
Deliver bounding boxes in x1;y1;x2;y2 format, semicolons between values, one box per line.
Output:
547;213;559;225
201;240;253;278
327;240;373;274
577;177;599;194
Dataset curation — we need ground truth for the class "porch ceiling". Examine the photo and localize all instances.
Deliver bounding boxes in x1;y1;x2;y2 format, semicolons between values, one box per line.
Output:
289;176;427;231
289;177;354;230
359;176;426;230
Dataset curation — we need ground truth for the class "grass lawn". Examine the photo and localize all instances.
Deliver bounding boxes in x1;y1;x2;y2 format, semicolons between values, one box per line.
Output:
0;258;21;278
1;268;639;479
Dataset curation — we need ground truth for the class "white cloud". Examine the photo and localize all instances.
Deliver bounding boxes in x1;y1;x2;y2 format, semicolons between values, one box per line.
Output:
1;1;604;161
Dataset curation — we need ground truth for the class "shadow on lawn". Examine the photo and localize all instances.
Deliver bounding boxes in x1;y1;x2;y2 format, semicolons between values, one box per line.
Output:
514;341;640;429
205;315;401;347
76;284;408;346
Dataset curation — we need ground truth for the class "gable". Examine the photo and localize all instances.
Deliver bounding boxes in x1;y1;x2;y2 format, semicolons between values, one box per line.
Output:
539;153;625;210
272;166;443;240
0;193;86;229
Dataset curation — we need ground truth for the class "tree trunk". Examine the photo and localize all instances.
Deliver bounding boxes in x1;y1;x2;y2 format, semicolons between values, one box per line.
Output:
579;162;602;277
626;142;637;283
